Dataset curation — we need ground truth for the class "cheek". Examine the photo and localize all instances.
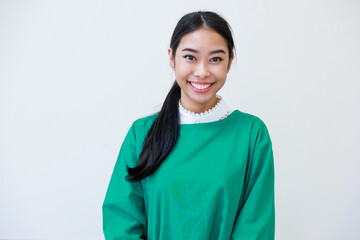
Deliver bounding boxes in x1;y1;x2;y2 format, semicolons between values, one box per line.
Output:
175;64;192;79
213;67;228;80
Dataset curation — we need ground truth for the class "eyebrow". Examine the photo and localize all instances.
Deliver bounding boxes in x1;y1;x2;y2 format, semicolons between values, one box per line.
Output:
182;48;226;55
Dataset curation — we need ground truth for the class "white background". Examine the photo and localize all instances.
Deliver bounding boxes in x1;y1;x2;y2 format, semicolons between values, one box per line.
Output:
1;0;359;239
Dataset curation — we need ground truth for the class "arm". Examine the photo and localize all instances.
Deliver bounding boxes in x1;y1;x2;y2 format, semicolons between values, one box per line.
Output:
102;123;146;240
231;119;275;240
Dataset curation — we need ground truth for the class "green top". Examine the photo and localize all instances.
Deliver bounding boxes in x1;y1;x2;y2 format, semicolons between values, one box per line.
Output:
103;110;275;240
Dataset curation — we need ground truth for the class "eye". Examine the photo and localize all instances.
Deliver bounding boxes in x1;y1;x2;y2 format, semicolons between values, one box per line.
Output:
184;55;196;61
210;57;223;62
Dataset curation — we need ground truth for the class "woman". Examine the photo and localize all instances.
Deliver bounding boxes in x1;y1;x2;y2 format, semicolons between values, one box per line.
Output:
103;11;275;240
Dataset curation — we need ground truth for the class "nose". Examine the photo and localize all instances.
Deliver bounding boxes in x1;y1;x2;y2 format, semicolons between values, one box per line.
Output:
194;62;210;79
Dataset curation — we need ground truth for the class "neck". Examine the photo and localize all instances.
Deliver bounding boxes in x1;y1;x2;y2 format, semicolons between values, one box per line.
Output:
180;95;219;114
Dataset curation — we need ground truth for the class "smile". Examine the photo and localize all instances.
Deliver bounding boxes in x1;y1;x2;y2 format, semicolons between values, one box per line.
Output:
189;82;214;90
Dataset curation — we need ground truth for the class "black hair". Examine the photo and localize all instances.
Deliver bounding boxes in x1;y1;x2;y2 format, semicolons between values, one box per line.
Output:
126;11;235;182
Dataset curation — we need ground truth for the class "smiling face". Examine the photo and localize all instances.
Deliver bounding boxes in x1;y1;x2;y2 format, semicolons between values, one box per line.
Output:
168;27;233;113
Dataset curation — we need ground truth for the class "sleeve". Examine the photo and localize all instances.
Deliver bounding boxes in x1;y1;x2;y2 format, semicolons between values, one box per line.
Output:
102;123;147;240
231;119;275;240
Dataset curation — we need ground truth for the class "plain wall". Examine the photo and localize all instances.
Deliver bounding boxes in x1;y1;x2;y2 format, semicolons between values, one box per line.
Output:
1;0;359;239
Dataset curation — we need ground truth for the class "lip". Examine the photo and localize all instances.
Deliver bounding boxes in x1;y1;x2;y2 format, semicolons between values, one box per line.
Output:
187;80;215;93
189;81;214;85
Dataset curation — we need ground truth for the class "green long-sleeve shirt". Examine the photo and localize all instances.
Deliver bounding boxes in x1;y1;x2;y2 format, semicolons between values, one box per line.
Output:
103;110;275;239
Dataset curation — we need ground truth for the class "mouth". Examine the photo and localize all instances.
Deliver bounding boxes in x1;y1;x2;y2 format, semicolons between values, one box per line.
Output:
188;81;215;90
187;81;215;93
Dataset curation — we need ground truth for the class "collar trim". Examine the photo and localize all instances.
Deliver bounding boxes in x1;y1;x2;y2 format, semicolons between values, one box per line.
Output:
179;95;233;124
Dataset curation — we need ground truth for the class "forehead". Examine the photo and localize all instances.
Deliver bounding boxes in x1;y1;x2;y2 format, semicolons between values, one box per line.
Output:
177;27;228;53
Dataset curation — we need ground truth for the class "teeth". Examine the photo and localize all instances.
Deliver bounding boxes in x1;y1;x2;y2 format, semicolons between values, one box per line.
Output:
190;82;212;90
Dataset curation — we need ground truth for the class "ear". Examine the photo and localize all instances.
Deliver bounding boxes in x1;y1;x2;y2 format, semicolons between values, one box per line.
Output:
227;52;234;73
168;48;175;69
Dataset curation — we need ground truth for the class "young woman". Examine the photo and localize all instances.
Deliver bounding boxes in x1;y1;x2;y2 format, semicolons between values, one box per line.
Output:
103;11;275;240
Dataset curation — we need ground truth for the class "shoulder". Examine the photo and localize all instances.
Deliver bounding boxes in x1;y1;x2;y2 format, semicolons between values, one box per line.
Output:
233;110;268;131
121;113;158;154
132;113;158;132
232;110;272;149
125;113;158;144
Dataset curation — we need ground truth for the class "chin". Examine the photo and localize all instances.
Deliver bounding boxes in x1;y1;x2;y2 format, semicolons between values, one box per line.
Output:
190;94;217;104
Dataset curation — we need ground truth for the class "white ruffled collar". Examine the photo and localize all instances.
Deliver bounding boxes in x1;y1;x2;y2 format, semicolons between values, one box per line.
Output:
179;95;233;124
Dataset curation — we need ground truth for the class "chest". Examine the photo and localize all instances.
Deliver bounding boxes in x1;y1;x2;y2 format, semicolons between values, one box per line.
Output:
141;126;251;201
